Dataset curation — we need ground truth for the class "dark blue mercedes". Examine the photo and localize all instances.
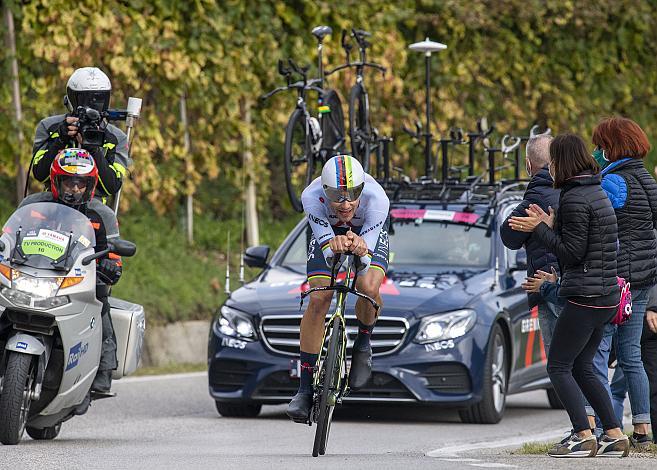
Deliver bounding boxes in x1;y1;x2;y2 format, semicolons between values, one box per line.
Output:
207;183;561;423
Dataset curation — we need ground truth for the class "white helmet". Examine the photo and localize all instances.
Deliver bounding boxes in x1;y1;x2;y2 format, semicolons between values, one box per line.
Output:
321;155;365;203
66;67;112;112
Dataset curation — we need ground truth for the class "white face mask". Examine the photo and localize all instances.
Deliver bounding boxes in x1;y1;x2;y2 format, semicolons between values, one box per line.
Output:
525;159;532;177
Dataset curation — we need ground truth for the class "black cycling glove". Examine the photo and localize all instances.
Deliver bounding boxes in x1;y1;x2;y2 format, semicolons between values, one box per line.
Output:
97;258;122;285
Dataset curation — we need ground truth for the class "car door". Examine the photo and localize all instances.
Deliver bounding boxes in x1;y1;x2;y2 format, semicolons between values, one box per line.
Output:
496;206;547;392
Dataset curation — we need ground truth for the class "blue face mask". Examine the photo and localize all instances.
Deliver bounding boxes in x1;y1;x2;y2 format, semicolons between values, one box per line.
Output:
592;148;609;168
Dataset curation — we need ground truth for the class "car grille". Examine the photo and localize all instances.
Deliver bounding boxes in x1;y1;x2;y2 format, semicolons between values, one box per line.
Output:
252;371;415;401
420;363;471;394
208;359;251;392
259;315;408;357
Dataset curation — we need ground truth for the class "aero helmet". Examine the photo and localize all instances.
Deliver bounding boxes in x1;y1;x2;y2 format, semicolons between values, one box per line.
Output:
321;155;365;203
50;149;99;206
66;67;112;112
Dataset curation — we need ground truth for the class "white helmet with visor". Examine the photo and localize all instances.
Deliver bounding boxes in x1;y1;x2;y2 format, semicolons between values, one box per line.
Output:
321;155;365;203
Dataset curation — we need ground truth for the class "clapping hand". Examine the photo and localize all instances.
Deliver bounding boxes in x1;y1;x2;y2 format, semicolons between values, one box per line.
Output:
508;204;555;232
521;266;558;293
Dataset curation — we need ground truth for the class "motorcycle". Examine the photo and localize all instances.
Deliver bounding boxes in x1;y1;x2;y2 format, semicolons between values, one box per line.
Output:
0;201;144;445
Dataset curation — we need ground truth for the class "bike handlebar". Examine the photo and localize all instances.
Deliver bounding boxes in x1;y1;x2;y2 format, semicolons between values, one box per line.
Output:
501;134;522;154
324;61;386;76
259;79;323;101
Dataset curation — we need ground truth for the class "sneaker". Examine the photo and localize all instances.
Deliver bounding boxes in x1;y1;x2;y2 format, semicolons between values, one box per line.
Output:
597;434;630;457
286;391;313;423
630;433;651;449
348;346;372;390
548;433;598;458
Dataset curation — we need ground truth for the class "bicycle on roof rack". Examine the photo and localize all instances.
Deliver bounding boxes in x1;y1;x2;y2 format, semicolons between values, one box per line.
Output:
298;253;379;457
325;28;387;173
260;26;346;213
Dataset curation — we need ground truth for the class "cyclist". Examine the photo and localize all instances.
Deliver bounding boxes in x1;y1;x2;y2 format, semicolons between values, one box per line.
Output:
31;67;129;200
287;155;390;422
20;149;123;397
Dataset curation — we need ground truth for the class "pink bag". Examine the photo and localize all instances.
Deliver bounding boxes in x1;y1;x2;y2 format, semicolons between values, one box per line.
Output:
612;277;632;325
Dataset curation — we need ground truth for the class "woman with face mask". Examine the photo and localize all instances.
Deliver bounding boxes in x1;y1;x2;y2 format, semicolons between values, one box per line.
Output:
585;117;657;446
509;134;628;457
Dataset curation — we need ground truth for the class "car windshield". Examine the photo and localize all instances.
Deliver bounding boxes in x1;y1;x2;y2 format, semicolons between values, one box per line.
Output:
1;202;96;271
279;220;491;270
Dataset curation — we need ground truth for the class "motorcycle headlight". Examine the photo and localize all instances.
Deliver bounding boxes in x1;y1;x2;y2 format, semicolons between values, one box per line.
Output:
12;275;61;299
215;306;257;341
0;286;70;310
415;309;477;344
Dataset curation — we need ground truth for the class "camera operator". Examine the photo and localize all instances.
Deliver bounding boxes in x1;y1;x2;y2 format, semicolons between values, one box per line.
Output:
31;67;130;199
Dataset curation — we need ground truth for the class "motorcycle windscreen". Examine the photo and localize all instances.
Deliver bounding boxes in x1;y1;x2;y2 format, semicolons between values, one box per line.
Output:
2;202;96;270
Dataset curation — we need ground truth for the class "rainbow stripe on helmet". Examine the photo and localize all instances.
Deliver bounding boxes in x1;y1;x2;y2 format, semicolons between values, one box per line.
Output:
334;155;354;188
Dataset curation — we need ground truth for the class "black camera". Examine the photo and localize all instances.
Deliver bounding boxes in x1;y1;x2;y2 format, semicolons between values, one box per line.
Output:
73;106;106;147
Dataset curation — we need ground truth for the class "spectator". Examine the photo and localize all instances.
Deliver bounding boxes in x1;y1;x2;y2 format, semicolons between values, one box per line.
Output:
500;135;560;354
586;117;657;445
508;134;628;458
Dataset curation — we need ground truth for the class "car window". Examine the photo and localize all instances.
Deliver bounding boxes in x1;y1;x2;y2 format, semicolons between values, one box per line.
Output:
388;221;491;267
280;227;309;267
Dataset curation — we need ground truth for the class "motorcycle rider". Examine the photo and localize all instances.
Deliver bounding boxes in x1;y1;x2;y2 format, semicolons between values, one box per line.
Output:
20;148;123;396
31;67;130;199
287;155;390;422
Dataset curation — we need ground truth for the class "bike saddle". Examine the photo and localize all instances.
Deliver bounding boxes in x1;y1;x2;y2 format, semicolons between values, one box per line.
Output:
312;25;332;41
353;28;371;38
409;37;447;54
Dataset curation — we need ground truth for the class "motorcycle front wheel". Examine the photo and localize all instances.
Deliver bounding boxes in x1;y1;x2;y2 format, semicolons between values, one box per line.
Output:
0;352;35;445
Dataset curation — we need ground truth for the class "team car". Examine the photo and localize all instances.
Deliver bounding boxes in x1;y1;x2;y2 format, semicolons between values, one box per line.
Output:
207;180;562;423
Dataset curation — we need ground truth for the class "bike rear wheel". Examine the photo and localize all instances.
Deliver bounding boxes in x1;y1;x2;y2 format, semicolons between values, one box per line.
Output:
312;316;343;457
284;108;314;212
349;85;371;172
320;89;346;157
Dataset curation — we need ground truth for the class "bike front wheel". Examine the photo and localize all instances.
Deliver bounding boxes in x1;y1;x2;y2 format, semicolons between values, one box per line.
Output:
349;85;371;173
284;108;314;212
312;316;343;457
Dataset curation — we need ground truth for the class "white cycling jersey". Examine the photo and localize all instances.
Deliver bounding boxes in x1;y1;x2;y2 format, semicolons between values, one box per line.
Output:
301;173;390;270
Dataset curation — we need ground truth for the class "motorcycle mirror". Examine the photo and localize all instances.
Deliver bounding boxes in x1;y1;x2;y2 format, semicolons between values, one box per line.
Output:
109;239;137;257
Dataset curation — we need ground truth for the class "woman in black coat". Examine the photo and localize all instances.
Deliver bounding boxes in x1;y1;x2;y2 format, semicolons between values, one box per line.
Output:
509;134;628;458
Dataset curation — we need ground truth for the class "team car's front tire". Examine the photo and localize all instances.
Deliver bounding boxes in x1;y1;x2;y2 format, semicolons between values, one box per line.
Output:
459;323;508;424
214;401;262;418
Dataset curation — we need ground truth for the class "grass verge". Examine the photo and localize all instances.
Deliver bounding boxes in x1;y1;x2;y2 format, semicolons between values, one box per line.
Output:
513;440;657;457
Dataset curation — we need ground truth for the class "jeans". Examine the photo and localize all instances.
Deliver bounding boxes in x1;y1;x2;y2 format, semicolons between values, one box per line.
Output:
537;300;560;355
586;288;651;426
547;300;620;432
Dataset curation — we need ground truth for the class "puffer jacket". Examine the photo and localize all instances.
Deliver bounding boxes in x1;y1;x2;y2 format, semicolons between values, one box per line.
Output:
534;172;618;298
500;167;560;307
601;158;657;289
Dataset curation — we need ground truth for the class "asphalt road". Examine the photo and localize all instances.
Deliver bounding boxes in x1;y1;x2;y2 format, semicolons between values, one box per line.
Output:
0;372;654;469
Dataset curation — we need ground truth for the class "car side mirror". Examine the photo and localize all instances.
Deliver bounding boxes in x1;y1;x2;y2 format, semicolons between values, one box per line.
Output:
244;245;270;268
110;239;137;257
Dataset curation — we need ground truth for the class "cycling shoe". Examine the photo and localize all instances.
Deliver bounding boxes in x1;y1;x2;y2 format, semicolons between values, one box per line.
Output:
286;391;313;423
349;346;372;390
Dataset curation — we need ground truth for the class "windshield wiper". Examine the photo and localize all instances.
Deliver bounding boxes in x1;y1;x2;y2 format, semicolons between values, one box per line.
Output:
10;226;28;265
51;231;76;271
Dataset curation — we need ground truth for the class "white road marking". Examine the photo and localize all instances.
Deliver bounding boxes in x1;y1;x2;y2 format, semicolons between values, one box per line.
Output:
427;428;564;457
116;371;207;384
438;458;482;462
469;464;517;469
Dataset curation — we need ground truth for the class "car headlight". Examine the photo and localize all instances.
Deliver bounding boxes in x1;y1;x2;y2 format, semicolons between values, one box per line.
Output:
415;309;477;344
215;305;257;341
